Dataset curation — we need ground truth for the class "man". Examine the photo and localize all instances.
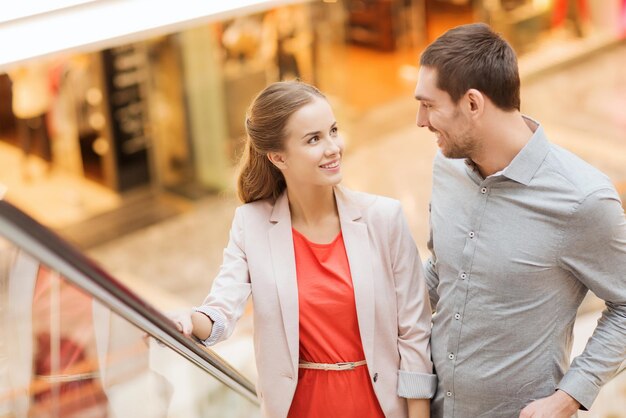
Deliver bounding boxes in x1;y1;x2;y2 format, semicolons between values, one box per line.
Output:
414;23;626;418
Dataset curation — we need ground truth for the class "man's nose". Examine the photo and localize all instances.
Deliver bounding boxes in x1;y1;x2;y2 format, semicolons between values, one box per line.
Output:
416;107;429;128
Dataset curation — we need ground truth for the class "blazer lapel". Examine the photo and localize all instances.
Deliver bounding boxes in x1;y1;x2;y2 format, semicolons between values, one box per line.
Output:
268;193;299;375
335;187;375;367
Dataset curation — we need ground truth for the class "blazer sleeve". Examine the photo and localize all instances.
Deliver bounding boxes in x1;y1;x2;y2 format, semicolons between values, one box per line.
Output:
424;202;440;311
194;206;251;346
389;202;437;399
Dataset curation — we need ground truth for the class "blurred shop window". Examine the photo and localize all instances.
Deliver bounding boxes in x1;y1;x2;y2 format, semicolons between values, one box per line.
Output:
101;45;153;192
346;0;396;51
264;6;314;82
347;0;424;51
46;57;87;179
58;54;109;186
551;0;590;38
8;61;53;178
221;6;314;83
220;14;268;149
0;74;16;138
219;5;315;150
222;16;264;65
484;0;554;53
145;37;192;190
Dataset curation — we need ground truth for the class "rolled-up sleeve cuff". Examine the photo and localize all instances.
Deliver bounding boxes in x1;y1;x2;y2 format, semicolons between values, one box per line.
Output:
397;370;437;399
557;370;599;411
193;306;226;346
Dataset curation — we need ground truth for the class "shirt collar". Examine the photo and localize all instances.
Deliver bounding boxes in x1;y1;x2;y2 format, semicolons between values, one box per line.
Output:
464;116;550;186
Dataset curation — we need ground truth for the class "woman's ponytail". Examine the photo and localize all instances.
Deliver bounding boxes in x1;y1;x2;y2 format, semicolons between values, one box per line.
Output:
237;136;285;203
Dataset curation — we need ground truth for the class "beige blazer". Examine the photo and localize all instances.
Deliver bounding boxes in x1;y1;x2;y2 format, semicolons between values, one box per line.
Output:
200;186;435;418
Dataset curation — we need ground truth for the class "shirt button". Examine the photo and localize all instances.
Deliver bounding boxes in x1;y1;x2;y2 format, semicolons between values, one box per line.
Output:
460;272;467;280
469;231;475;238
373;373;378;382
481;187;487;194
448;353;455;360
446;391;452;397
454;313;461;320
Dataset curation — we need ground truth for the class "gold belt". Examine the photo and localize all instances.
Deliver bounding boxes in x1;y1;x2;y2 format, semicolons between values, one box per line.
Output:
298;360;367;371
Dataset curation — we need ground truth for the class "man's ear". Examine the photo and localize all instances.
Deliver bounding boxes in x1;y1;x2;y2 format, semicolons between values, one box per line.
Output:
465;88;485;118
268;151;287;170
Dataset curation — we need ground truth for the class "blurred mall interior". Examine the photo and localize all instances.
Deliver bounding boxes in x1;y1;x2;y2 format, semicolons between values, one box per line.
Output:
1;0;626;417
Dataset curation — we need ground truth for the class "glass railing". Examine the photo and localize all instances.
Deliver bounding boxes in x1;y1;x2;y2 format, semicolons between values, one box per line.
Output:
0;199;260;418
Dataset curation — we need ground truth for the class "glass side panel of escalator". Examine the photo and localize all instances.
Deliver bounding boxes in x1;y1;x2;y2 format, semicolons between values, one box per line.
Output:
0;238;260;418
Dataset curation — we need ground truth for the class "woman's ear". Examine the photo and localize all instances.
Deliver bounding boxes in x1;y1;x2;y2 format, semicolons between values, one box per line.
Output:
268;152;287;170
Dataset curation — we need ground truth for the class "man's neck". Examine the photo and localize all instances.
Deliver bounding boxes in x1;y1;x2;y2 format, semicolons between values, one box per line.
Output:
471;113;535;178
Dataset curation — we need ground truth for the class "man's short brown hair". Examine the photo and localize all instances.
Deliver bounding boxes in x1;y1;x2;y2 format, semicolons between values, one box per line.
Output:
420;23;520;111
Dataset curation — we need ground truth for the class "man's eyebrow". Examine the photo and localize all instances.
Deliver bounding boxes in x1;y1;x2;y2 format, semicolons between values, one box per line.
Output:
415;94;433;102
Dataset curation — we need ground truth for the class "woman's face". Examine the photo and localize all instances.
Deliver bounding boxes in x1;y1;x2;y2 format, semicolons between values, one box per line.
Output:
270;97;344;189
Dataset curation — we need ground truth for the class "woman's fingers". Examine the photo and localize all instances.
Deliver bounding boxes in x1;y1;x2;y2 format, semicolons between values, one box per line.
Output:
167;309;194;336
181;318;192;336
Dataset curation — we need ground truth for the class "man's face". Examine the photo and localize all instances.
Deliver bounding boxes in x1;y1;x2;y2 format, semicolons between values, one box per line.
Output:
414;66;477;159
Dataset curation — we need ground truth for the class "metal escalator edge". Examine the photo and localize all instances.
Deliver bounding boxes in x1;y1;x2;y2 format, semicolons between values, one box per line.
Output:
0;199;259;405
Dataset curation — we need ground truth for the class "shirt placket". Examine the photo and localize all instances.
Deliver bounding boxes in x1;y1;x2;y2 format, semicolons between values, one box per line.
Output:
444;169;495;416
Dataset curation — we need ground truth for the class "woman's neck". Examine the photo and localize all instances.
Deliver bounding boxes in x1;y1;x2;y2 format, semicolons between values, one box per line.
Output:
287;185;336;225
286;185;340;242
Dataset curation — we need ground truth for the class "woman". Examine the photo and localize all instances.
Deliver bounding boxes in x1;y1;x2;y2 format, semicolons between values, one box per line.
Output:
169;81;435;417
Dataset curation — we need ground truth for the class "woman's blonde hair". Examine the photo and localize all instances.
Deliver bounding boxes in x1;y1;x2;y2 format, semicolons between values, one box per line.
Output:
237;81;326;203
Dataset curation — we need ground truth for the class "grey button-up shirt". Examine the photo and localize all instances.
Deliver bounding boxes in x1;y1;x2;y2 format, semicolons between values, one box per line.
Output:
426;118;626;418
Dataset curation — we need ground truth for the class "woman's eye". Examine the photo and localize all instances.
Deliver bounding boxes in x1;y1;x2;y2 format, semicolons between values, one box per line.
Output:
307;136;319;144
330;127;338;135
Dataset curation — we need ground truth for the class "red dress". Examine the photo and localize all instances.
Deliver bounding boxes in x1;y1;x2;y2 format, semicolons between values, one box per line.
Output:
287;228;385;418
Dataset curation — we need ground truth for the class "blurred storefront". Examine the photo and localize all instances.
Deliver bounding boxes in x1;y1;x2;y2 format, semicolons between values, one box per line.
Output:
0;0;624;237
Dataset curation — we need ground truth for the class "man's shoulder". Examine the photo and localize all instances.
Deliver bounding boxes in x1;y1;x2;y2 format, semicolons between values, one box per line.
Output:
544;144;614;196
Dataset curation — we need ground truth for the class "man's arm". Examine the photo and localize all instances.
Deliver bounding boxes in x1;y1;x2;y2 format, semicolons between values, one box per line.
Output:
547;188;626;411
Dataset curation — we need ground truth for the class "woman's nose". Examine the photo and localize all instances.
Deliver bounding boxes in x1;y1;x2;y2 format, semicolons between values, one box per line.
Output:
326;137;341;155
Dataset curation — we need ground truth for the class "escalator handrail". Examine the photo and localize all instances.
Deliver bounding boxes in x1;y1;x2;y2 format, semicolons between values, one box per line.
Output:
0;199;259;405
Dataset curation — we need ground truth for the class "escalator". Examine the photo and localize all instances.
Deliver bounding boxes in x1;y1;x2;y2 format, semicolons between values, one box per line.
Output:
0;198;260;417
